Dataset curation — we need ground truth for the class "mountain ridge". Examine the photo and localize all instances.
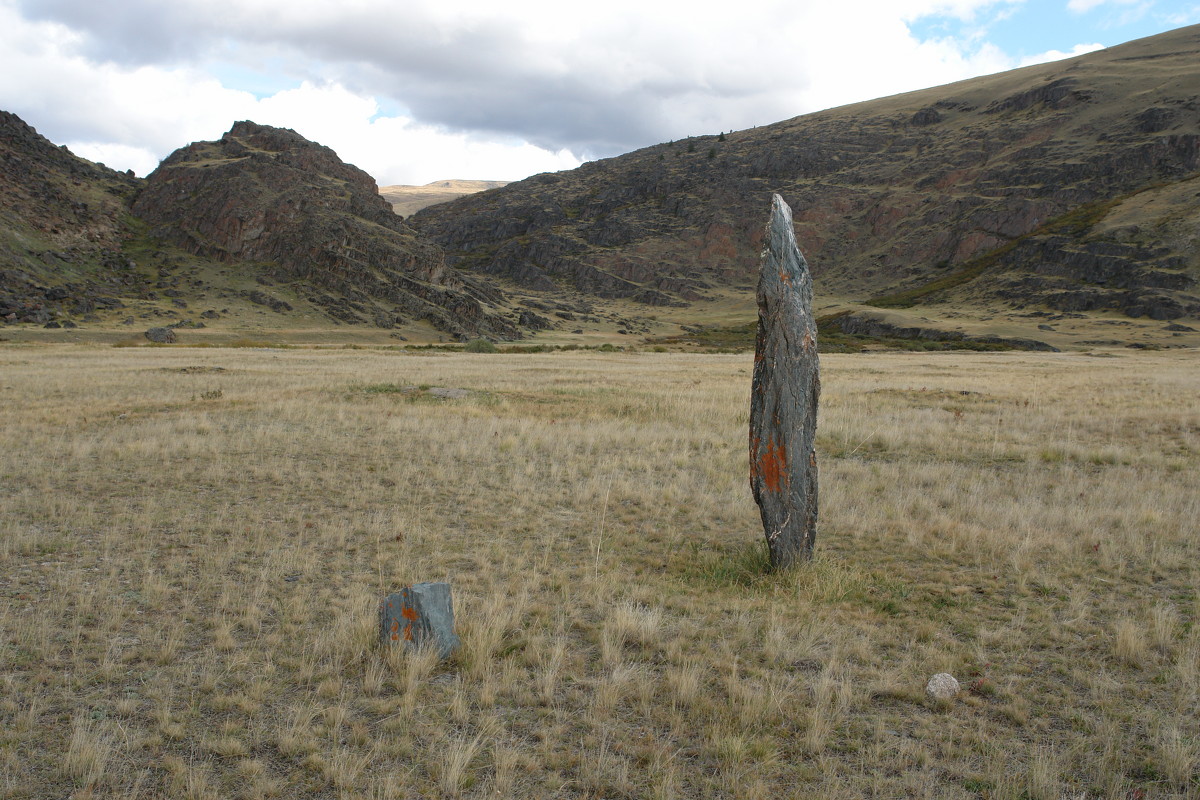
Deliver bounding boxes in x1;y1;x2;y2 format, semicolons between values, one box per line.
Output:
412;24;1200;327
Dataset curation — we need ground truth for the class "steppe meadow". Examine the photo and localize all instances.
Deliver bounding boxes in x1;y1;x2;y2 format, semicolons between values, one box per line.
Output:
1;344;1198;799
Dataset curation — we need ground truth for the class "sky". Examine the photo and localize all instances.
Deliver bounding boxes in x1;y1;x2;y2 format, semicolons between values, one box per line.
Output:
2;0;1198;186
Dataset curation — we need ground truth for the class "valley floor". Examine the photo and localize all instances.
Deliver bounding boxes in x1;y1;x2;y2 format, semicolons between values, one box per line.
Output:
1;344;1197;799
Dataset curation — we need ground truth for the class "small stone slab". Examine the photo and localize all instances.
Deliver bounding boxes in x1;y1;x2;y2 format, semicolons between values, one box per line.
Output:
379;582;461;659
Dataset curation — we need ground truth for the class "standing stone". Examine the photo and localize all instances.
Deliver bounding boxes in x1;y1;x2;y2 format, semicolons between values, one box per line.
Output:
379;582;461;659
750;194;820;569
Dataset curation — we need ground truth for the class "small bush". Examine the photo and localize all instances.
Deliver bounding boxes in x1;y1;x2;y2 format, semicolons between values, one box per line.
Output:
463;339;497;353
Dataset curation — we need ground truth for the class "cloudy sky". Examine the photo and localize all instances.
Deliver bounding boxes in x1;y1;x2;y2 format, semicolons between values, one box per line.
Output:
3;0;1198;186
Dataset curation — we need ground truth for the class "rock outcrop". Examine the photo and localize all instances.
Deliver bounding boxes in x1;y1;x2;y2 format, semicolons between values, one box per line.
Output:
750;196;820;569
144;326;177;344
827;312;1060;351
132;122;518;339
413;25;1200;321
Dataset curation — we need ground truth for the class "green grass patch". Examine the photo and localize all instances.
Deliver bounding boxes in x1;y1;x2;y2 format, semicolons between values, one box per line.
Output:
403;342;622;354
185;339;287;349
463;338;498;353
355;382;413;395
685;539;774;588
649;315;1016;353
645;322;756;351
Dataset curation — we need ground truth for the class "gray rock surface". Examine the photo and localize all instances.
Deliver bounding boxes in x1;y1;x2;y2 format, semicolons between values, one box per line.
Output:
749;194;820;569
144;326;177;343
379;582;461;659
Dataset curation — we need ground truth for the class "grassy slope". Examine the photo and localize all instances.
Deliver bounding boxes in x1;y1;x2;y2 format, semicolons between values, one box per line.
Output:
1;345;1197;799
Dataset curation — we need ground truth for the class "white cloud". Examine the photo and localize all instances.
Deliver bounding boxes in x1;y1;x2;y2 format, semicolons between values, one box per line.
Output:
1017;41;1105;66
1067;0;1145;13
0;3;580;182
63;142;160;176
0;0;1122;183
242;82;581;184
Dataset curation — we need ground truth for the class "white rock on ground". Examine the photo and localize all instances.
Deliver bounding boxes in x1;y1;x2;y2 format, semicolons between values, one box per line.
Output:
925;673;960;700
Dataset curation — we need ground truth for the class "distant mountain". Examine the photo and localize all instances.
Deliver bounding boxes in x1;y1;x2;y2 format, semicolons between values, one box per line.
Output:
412;24;1200;324
380;180;509;218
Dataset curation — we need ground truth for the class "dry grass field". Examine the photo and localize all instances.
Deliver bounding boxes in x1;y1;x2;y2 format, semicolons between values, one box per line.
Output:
0;344;1197;799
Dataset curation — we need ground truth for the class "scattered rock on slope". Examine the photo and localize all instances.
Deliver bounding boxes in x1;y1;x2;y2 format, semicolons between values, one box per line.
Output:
144;326;176;343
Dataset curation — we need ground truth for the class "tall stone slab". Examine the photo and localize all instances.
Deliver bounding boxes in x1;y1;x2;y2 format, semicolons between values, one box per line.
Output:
750;194;820;569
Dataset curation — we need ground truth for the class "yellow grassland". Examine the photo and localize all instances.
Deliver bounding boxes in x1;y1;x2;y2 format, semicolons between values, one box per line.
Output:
0;345;1197;798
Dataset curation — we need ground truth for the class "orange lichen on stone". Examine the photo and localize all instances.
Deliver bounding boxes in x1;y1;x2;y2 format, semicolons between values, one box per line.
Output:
756;437;788;493
401;604;418;641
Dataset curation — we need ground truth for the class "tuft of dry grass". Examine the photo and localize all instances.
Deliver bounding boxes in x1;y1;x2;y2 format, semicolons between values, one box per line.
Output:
62;719;111;789
434;730;486;797
1113;617;1149;667
1;344;1198;798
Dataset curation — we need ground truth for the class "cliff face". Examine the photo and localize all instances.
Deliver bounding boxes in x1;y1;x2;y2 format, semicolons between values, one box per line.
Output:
412;25;1200;321
132;121;518;338
0;111;144;324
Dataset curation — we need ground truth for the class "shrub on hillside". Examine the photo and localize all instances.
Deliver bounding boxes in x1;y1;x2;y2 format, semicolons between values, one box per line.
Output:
463;338;497;353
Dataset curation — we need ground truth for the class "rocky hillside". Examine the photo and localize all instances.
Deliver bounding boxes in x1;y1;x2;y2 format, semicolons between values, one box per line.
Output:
0;115;533;338
0;111;143;325
412;24;1200;323
133;122;518;338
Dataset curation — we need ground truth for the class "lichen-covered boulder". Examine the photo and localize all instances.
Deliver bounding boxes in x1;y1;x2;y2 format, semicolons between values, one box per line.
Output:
379;582;461;659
